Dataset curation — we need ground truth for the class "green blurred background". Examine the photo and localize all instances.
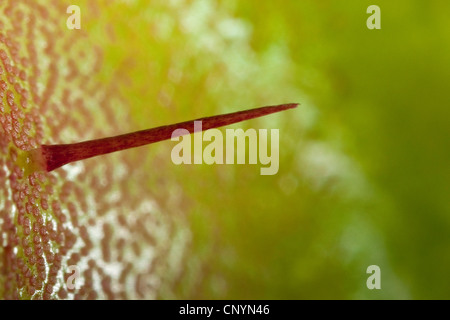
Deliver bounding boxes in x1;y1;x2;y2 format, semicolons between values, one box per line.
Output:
79;0;450;299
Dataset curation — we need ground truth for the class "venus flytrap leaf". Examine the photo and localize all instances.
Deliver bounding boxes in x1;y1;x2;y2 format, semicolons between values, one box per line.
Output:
1;0;299;300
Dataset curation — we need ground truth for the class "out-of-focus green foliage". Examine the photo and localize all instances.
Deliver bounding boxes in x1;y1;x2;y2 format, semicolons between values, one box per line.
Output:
83;0;450;299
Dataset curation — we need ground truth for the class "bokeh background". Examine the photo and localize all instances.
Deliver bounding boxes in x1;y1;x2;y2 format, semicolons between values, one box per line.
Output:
1;0;449;299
